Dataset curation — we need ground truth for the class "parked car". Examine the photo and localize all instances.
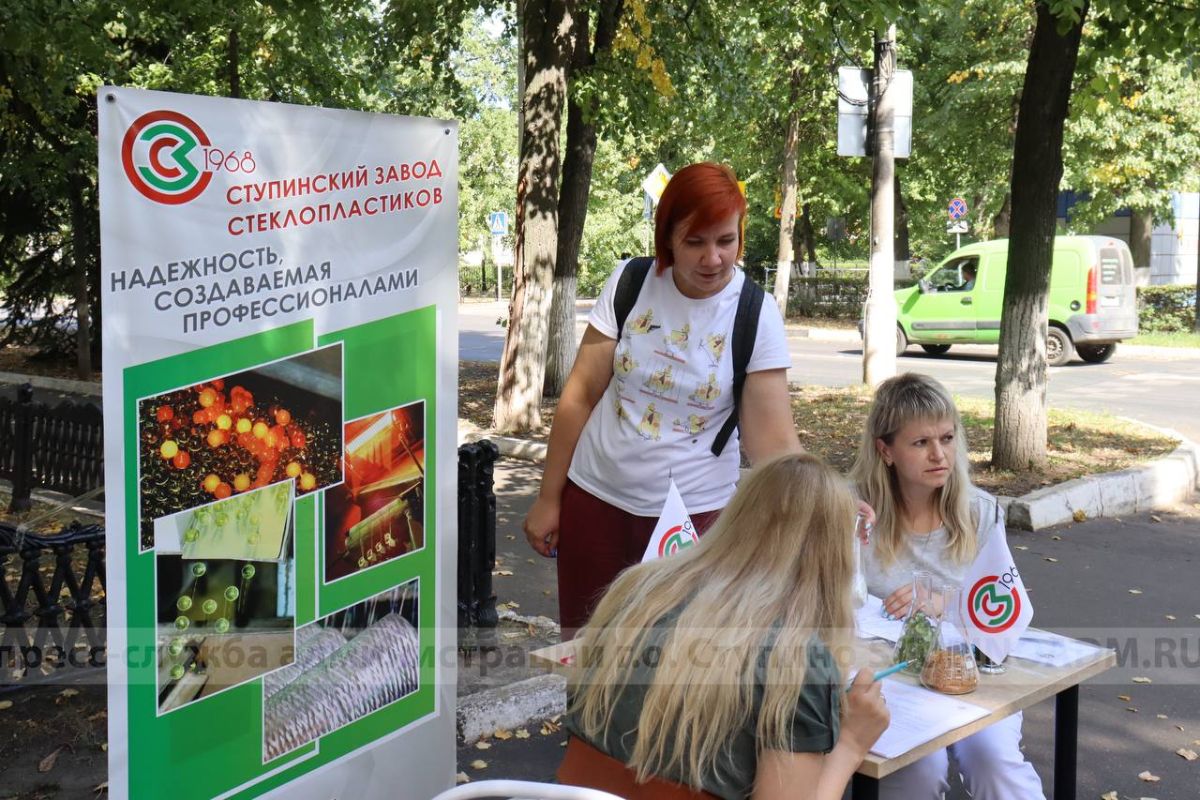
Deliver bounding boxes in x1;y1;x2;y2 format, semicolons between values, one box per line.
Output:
883;236;1138;366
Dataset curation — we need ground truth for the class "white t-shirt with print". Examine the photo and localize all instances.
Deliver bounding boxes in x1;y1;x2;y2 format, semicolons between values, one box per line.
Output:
567;262;792;516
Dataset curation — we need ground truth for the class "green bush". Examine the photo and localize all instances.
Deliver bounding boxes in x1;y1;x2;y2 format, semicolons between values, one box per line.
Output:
1138;285;1196;333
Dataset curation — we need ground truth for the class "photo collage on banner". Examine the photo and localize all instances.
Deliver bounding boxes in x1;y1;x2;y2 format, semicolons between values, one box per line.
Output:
99;88;457;799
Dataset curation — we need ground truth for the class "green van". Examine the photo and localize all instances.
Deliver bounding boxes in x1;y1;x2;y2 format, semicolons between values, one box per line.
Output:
894;236;1138;366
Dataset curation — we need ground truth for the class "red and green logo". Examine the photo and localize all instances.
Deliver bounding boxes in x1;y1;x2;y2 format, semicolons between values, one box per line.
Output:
657;522;697;558
121;110;213;205
967;575;1021;633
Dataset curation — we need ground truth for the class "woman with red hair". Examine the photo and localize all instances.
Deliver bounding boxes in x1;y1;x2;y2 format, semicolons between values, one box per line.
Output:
524;162;802;635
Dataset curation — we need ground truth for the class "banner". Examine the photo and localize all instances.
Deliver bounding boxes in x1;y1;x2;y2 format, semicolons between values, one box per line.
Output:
641;479;698;562
960;518;1034;664
99;87;457;799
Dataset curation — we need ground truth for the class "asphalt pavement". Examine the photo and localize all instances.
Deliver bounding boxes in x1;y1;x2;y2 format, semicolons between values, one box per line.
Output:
459;458;1200;800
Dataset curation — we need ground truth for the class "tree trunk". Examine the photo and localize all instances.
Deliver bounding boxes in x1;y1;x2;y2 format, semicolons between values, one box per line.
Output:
493;0;575;432
798;202;817;272
992;0;1087;470
543;1;622;398
993;192;1012;237
67;171;92;379
1129;208;1152;269
772;67;803;316
894;170;910;277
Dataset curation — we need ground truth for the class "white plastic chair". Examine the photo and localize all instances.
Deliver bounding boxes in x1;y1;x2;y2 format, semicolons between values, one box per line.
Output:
431;780;625;800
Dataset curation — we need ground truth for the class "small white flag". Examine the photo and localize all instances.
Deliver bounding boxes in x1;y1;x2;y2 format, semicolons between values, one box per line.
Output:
642;479;698;562
960;516;1034;663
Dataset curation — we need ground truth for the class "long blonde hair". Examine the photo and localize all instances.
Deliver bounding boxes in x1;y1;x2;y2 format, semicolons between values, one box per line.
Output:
569;453;857;789
849;372;975;568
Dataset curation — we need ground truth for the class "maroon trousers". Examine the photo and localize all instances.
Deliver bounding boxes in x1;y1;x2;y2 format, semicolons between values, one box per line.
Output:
557;480;721;638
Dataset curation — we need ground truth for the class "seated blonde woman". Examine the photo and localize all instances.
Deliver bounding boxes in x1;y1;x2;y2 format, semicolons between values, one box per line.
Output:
557;453;889;800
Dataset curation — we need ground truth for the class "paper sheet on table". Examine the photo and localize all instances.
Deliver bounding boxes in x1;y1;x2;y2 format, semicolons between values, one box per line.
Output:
869;679;991;759
855;594;904;642
1010;629;1104;667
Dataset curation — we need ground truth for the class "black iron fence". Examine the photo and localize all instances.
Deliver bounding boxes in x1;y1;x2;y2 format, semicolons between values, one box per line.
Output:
1;521;107;687
457;440;499;648
1;384;104;511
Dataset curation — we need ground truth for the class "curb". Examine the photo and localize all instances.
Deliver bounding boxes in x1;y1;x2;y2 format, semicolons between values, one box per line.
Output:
1004;433;1200;531
785;325;860;343
457;674;566;744
0;371;102;397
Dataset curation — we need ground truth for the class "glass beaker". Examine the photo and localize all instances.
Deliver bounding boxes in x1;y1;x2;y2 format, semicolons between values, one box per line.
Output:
921;585;979;694
892;571;936;675
850;512;868;610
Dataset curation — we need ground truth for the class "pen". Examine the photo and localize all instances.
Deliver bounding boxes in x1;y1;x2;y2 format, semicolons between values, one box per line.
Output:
847;661;911;692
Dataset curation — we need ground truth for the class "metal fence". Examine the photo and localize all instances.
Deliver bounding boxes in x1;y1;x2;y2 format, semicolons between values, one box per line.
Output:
1;521;107;687
0;384;103;511
457;440;499;648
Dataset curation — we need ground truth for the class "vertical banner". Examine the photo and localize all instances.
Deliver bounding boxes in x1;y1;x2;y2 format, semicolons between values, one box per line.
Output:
98;87;457;799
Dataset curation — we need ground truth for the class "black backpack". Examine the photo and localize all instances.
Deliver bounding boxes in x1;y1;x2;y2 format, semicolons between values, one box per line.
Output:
612;256;766;457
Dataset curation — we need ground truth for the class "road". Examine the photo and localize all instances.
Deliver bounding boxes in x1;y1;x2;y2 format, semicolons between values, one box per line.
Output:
459;301;1200;442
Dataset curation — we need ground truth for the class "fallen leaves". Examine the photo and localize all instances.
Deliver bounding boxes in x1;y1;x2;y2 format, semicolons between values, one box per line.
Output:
1177;748;1198;761
1118;695;1132;702
1129;589;1143;595
492;569;513;577
1150;514;1163;523
1132;676;1153;684
1051;535;1062;541
1014;545;1029;551
38;746;63;773
1044;557;1059;563
493;729;513;740
0;700;12;711
515;728;531;739
1138;770;1160;782
474;741;491;750
469;759;488;770
455;772;470;785
1100;792;1118;800
1156;714;1169;719
1165;615;1176;621
1072;509;1086;523
56;688;79;704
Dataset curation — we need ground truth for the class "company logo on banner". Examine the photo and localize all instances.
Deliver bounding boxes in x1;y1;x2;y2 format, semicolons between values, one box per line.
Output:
121;110;216;204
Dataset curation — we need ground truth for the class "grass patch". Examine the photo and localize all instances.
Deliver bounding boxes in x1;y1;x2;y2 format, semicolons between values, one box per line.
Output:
791;386;1179;496
1128;331;1200;348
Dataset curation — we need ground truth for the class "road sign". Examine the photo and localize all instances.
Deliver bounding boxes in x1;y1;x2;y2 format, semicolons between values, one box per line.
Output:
948;197;968;220
488;210;509;237
947;220;968;234
641;163;671;204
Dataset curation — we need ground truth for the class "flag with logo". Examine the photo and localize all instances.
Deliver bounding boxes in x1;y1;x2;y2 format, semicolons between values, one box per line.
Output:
960;516;1034;663
642;479;699;562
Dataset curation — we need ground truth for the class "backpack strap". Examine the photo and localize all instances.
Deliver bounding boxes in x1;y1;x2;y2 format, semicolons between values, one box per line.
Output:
710;276;766;457
613;257;654;340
